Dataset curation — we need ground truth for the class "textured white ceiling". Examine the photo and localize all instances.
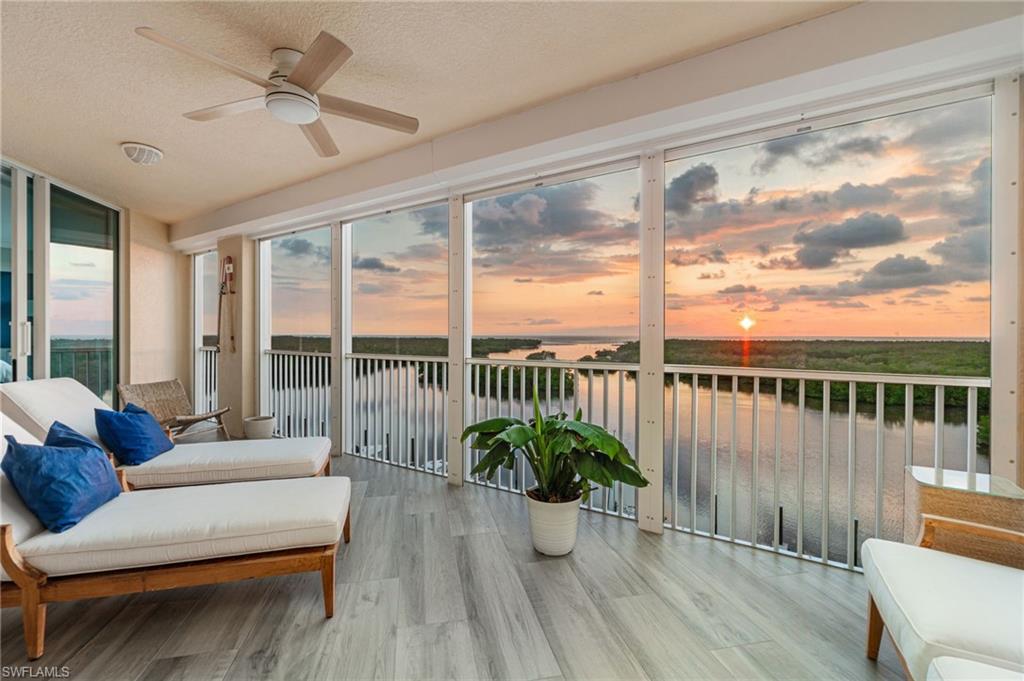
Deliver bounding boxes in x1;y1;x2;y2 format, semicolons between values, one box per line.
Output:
1;1;853;224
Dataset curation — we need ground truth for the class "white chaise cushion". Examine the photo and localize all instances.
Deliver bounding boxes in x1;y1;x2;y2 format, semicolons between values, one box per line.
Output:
863;539;1024;681
1;377;331;487
123;437;330;488
17;477;350;577
1;377;108;444
1;417;46;581
928;658;1024;681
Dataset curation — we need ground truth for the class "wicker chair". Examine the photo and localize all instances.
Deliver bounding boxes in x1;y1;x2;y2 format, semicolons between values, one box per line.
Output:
117;379;231;441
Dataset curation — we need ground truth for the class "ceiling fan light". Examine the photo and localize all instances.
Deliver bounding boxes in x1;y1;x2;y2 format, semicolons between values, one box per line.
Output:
265;92;319;125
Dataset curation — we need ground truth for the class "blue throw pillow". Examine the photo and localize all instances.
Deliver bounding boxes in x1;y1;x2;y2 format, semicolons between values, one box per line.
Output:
95;403;174;465
2;421;121;533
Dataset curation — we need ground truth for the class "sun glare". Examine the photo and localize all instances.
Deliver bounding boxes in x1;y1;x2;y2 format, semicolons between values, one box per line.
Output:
739;315;755;332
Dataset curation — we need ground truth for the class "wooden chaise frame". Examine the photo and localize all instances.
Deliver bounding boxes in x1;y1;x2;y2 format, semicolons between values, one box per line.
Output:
865;514;1024;680
0;470;351;660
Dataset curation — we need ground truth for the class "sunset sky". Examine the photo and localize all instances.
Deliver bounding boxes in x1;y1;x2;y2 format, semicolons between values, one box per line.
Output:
268;95;991;340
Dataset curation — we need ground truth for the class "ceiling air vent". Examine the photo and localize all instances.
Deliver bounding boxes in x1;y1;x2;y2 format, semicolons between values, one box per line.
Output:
120;142;163;166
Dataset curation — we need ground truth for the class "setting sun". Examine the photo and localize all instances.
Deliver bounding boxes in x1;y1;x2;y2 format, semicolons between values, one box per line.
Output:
739;315;755;332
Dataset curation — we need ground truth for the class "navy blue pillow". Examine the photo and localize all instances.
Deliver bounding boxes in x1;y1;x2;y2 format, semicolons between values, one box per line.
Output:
95;403;174;466
2;421;121;533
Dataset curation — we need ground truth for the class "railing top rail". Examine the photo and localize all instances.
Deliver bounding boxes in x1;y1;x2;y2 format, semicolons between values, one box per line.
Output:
198;346;219;352
346;352;446;362
468;357;641;371
266;349;331;357
664;363;991;387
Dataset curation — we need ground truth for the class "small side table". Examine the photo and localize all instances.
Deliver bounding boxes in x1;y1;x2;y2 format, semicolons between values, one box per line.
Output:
904;465;1024;568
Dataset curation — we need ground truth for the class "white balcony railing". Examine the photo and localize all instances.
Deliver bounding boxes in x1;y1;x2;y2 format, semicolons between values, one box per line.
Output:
52;344;116;405
262;349;991;571
662;365;989;570
195;346;218;413
267;350;331;438
348;354;448;476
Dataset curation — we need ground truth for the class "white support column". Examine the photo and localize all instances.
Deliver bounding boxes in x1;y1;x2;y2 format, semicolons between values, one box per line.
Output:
191;253;204;408
991;73;1021;482
447;195;470;485
256;240;272;416
331;222;353;457
10;167;29;381
637;149;665;533
31;177;50;378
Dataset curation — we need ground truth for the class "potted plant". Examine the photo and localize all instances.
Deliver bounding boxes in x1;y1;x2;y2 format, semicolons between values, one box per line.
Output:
461;386;649;556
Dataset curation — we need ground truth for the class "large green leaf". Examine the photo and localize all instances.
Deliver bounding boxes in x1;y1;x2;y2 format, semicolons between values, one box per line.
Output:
495;424;539;448
573;452;615;487
552;420;624;458
605;458;650;488
460;417;522;443
470;445;511;479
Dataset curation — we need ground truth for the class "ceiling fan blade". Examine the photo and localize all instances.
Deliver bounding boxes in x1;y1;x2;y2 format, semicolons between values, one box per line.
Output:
135;27;274;89
300;120;339;157
286;31;353;94
318;94;419;134
184;96;265;121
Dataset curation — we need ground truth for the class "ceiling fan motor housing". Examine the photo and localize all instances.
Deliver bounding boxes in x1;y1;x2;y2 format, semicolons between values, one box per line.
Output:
265;48;320;124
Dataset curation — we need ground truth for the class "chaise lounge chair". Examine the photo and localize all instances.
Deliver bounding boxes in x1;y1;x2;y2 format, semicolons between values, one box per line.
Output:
863;517;1024;680
0;417;351;660
0;378;331;489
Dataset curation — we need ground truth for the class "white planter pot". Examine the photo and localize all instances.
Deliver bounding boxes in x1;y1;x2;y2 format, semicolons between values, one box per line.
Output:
243;415;275;439
526;493;581;556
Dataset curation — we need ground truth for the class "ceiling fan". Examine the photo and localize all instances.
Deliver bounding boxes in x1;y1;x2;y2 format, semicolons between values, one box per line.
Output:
135;27;419;158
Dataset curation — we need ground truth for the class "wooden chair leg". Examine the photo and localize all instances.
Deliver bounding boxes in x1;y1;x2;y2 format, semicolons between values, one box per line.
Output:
866;594;884;660
219;415;231;441
21;587;46;660
343;506;351;544
320;550;336;618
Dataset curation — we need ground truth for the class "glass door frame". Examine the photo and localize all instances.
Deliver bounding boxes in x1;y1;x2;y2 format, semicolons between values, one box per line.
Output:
2;157;124;392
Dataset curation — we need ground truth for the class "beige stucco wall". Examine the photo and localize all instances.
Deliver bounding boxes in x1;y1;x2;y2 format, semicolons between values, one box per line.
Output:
125;210;191;393
215;235;258;437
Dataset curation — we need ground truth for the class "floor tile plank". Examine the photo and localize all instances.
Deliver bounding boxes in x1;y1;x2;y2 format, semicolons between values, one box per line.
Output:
518;560;648;680
456;532;560;680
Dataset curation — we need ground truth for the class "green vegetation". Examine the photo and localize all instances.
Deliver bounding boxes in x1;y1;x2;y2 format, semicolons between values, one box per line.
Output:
270;335;542;358
588;339;990;378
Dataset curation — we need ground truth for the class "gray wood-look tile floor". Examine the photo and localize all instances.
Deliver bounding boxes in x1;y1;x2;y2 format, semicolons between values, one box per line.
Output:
1;457;907;681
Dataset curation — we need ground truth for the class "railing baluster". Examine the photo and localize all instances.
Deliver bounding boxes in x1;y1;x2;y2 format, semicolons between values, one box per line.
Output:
751;377;759;546
905;385;914;467
847;381;857;569
689;373;698;533
933;385;945;477
710;375;718;536
616;369;625;516
730;376;738;541
967;386;978;485
797;379;805;557
821;380;831;563
773;379;781;551
874;382;884;541
670;372;679;529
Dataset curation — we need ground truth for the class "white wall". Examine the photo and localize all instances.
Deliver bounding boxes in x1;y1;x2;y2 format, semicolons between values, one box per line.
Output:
125;210;191;392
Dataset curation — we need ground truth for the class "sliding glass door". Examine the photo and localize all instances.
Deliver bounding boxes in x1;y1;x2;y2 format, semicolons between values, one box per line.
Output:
2;160;120;403
1;164;36;384
48;185;119;403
